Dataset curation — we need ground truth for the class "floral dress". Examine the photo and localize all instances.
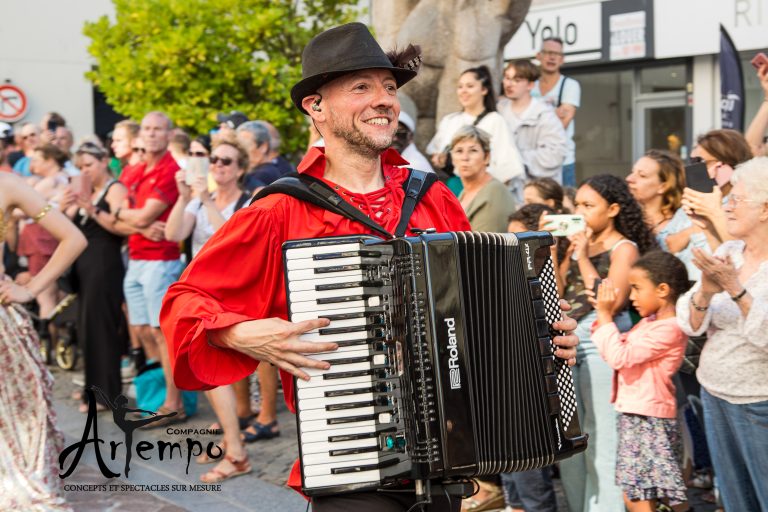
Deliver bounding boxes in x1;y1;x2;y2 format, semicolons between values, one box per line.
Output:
0;208;71;511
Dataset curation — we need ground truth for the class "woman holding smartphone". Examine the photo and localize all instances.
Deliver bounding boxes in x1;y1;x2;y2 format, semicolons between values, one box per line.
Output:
557;174;658;512
0;171;86;511
164;140;255;483
64;142;129;412
680;130;752;250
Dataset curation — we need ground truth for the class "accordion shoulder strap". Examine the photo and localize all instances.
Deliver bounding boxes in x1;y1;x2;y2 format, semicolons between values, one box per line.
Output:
395;168;437;237
252;168;436;239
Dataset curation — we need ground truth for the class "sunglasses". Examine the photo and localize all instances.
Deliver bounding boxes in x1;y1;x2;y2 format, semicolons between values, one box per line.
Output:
209;156;233;166
132;147;146;154
189;151;208;158
76;142;107;158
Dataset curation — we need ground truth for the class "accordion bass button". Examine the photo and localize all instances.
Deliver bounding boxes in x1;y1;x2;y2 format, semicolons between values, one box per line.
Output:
542;356;556;375
547;394;561;415
528;280;543;300
538;337;553;356
544;374;558;394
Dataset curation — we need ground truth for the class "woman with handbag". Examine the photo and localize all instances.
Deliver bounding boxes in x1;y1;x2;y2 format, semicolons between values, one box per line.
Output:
426;65;523;196
0;171;87;511
63;142;129;413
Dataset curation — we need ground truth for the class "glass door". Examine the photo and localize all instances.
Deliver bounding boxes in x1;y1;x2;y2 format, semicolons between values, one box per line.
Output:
634;95;687;161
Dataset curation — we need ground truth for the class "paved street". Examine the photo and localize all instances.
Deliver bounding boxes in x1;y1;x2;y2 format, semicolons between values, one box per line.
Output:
51;366;717;512
52;366;307;512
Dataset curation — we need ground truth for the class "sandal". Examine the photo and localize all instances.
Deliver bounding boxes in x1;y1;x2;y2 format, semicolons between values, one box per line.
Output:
196;443;226;464
241;420;280;443
140;405;187;429
200;453;252;483
208;413;259;432
461;483;504;512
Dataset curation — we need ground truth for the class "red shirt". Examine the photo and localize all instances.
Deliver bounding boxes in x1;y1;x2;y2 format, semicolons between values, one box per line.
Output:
160;147;470;491
120;151;180;260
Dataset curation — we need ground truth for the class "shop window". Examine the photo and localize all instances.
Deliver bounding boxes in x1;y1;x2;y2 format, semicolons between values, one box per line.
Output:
570;68;633;180
639;64;686;94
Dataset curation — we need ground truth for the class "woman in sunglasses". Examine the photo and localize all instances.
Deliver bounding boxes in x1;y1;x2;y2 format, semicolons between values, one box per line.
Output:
681;129;753;252
164;139;254;483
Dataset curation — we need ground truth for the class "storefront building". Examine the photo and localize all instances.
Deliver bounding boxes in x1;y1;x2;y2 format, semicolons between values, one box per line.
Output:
505;0;768;181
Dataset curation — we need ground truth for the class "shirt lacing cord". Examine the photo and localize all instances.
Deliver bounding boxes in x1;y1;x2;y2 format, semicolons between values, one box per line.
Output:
340;179;403;223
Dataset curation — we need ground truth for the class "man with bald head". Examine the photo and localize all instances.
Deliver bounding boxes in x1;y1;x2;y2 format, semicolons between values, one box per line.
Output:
117;111;184;424
161;23;580;509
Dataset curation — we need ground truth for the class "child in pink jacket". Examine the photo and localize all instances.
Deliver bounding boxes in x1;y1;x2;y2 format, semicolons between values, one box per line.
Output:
592;251;692;512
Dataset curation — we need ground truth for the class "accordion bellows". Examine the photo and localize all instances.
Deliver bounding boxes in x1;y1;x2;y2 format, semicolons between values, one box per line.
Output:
283;231;588;496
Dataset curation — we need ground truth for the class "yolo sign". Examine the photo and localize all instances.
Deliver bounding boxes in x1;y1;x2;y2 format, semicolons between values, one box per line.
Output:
504;3;601;59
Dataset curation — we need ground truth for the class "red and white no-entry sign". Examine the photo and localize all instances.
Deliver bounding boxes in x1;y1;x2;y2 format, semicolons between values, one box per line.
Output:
0;84;28;123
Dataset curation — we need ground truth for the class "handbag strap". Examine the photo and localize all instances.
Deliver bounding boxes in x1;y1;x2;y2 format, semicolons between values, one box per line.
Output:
473;109;490;126
253;168;436;239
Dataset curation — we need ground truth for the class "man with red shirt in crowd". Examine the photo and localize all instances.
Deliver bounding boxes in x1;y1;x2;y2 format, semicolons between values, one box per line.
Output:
117;111;185;423
161;24;580;511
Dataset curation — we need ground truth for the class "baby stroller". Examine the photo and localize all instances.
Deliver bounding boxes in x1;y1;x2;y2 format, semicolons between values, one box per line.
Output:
30;292;79;370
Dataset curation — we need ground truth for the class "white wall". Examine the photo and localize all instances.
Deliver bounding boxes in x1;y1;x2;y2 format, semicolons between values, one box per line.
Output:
0;0;115;140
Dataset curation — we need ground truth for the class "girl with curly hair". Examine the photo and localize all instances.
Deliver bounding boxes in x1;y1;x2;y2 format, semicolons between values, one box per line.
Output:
557;174;658;512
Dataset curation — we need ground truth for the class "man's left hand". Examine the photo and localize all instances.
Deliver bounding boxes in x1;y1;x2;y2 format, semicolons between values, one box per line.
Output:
552;299;579;366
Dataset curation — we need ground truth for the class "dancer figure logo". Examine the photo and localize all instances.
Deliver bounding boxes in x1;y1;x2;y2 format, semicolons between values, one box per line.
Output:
59;387;222;479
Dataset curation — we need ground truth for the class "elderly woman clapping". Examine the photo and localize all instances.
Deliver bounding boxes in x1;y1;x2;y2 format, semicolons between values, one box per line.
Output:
676;156;768;512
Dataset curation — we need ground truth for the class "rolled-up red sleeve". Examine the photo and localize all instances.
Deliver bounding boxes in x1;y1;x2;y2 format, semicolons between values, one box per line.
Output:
160;203;286;390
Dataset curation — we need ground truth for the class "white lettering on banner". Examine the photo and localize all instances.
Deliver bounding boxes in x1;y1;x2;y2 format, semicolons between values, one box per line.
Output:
524;243;533;272
609;11;646;61
444;318;461;390
504;2;601;60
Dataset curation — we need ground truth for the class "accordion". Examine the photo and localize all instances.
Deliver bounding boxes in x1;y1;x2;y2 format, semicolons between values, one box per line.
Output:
283;231;588;496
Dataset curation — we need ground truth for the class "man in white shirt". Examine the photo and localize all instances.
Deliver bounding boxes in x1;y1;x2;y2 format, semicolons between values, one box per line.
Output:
532;37;581;186
499;60;567;183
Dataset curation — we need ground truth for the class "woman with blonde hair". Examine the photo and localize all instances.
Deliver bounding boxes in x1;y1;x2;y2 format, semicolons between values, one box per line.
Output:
165;139;253;483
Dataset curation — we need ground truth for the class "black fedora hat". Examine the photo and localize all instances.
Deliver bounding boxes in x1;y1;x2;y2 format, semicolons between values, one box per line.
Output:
291;22;419;114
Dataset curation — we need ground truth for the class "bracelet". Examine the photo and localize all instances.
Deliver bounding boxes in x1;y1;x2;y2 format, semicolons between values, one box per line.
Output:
731;288;747;302
690;293;709;312
32;204;52;223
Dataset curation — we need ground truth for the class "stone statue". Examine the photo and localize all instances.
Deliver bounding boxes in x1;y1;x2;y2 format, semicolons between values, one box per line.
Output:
372;0;532;150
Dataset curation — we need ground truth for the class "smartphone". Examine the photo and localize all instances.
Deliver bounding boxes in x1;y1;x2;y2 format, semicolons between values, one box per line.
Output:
751;52;768;70
684;161;716;193
47;119;59;133
592;278;603;297
69;174;92;201
184;156;209;186
543;214;586;237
